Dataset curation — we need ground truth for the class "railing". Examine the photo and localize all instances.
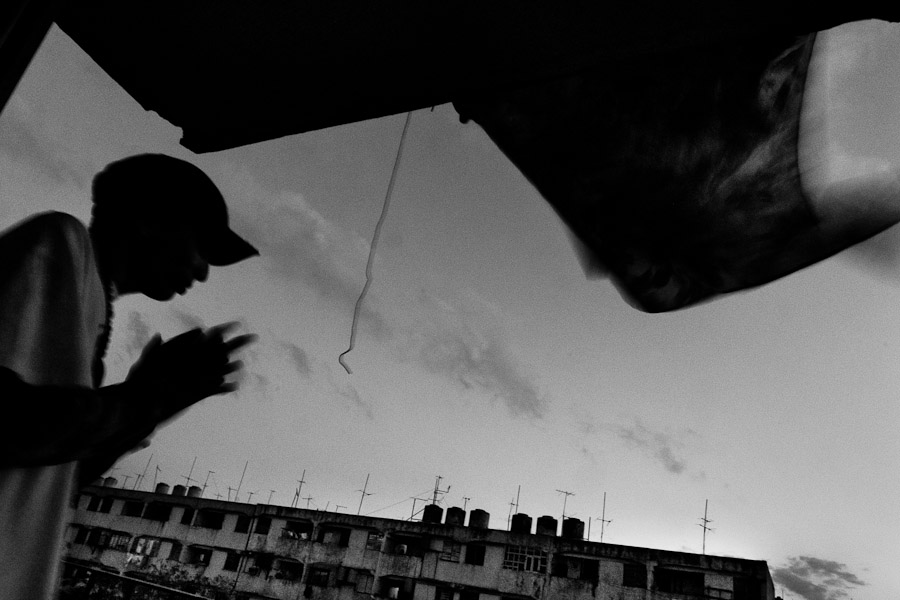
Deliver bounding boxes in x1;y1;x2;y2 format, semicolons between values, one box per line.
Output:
59;561;213;600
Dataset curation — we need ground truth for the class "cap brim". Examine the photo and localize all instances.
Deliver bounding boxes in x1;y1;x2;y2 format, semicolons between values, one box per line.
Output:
202;228;259;266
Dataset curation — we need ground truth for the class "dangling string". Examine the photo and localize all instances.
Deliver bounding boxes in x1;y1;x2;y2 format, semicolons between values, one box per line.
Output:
339;110;413;374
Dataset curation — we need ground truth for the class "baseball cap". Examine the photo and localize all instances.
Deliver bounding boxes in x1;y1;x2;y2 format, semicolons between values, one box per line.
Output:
92;154;258;266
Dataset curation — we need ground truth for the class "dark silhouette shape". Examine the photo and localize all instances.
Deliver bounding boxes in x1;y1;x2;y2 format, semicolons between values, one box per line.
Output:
0;154;258;600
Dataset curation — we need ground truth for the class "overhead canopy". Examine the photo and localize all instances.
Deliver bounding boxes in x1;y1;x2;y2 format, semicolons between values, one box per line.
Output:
54;2;889;153
47;3;900;312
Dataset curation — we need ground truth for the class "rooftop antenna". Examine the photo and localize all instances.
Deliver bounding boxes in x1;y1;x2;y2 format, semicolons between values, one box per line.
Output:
515;485;521;514
303;495;314;509
409;497;429;521
227;486;237;502
335;504;346;513
246;490;257;504
462;497;471;511
598;492;612;543
181;456;197;488
234;461;249;502
698;499;714;554
431;476;450;505
152;465;161;491
291;470;307;508
357;474;373;515
202;471;215;498
135;453;153;490
556;489;575;522
507;497;516;530
214;492;223;501
121;475;132;489
267;490;276;504
132;472;142;490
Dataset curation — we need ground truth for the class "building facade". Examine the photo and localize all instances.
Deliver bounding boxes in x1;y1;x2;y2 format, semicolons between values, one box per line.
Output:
64;482;775;600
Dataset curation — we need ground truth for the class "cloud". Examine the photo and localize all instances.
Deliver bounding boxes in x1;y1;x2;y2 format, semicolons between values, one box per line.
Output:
210;162;542;416
334;382;375;421
212;162;390;340
615;421;693;474
772;556;866;600
281;341;312;378
169;305;206;330
122;311;152;359
401;290;546;418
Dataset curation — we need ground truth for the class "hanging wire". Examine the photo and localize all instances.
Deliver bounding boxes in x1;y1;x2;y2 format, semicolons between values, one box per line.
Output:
339;111;413;374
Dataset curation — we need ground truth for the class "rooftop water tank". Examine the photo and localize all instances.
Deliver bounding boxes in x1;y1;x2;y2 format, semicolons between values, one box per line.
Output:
422;504;443;523
562;517;585;539
155;483;170;495
469;509;490;529
172;484;187;497
445;507;466;526
103;476;118;487
536;515;558;536
511;513;533;534
187;485;202;498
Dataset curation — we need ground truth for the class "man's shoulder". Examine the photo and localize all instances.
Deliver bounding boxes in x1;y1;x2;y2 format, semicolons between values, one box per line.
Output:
0;211;90;251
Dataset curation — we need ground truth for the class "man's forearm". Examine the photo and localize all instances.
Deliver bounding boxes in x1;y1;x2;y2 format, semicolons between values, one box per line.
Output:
0;367;158;467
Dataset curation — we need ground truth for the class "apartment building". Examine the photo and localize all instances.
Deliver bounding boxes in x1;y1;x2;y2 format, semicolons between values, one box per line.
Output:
64;481;774;600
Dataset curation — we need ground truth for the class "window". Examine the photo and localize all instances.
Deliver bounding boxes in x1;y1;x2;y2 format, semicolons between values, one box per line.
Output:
131;537;161;557
309;567;330;587
275;559;303;581
435;588;453;600
459;592;479;600
623;563;647;588
254;516;271;534
317;526;351;547
366;531;384;551
121;500;144;517
733;576;761;600
143;502;172;522
86;529;110;548
223;551;241;572
502;545;547;573
440;541;461;562
73;527;88;544
464;544;486;566
355;573;374;594
86;496;113;513
168;542;183;561
234;514;251;533
580;559;599;582
254;553;274;573
282;520;313;540
108;533;131;551
194;509;225;529
551;556;568;577
655;568;704;595
180;507;195;525
185;546;212;566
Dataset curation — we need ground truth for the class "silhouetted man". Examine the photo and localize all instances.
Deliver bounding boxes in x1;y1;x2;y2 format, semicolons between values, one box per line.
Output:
0;154;258;599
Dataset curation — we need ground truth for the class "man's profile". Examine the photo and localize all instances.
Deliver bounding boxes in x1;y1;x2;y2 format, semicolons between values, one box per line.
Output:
0;153;258;600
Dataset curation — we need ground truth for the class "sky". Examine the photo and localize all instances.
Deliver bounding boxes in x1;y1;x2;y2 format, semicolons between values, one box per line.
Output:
1;20;899;600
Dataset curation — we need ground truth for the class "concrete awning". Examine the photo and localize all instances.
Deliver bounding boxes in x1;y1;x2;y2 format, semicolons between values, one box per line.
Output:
52;2;890;153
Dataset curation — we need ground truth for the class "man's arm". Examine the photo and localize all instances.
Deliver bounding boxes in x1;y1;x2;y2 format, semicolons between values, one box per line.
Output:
0;367;159;467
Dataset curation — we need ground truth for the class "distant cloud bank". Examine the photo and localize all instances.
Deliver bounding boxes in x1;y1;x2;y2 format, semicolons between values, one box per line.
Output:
404;290;546;419
614;421;695;475
772;555;866;600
